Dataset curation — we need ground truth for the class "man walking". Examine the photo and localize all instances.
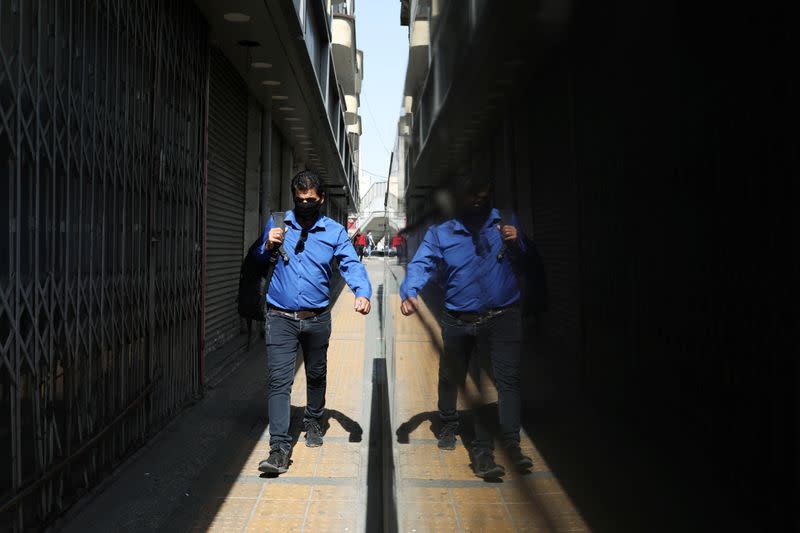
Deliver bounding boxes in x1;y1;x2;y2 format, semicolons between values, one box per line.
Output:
399;179;536;478
355;232;367;261
255;170;372;475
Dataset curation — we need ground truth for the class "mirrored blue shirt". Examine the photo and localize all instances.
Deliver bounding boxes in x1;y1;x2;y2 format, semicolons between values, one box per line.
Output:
400;209;532;312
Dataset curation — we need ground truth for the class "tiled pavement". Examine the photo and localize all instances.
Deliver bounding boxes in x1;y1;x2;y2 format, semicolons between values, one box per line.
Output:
57;261;590;532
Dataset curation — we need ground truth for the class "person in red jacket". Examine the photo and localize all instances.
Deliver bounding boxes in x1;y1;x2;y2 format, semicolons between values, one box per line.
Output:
355;232;367;261
391;233;406;263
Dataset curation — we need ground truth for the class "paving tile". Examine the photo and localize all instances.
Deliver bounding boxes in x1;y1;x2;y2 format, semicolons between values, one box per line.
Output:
315;460;359;478
249;498;308;520
209;480;262;499
451;487;501;504
401;502;459;532
499;478;566;501
456;502;514;529
303;496;360;531
310;484;359;501
245;518;304;532
400;486;451;503
260;483;311;501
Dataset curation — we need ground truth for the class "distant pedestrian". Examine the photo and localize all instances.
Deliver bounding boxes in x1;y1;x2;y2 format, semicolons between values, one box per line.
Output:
356;232;367;261
366;231;375;258
391;233;406;263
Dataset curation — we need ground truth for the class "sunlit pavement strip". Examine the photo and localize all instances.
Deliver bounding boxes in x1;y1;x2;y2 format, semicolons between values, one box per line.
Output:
192;286;369;533
389;263;590;533
186;262;589;532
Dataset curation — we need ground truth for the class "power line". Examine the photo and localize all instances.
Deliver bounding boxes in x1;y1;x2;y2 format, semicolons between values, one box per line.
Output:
362;92;391;155
361;167;390;179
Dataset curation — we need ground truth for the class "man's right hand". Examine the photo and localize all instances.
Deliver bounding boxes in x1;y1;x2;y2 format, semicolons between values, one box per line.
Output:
267;227;284;249
400;296;419;316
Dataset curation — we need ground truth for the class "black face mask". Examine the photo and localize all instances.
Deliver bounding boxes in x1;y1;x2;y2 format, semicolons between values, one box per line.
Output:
294;199;321;221
462;199;491;223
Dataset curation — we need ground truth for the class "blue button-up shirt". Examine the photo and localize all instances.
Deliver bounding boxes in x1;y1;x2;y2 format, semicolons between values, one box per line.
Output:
400;209;530;312
254;211;371;310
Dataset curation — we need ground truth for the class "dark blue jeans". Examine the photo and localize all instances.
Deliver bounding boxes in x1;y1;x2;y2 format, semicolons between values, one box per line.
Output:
264;309;332;452
438;307;522;454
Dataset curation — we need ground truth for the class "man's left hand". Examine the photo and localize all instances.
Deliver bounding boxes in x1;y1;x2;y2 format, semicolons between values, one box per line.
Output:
499;224;518;242
354;296;371;315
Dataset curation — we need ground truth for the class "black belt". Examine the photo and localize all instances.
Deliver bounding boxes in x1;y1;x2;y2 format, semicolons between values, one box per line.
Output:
267;306;327;320
446;305;516;323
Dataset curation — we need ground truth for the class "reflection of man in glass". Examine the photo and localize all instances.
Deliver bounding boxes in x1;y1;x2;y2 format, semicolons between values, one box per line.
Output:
399;179;535;478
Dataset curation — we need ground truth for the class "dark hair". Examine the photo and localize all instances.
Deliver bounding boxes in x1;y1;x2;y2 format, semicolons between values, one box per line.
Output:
291;170;325;197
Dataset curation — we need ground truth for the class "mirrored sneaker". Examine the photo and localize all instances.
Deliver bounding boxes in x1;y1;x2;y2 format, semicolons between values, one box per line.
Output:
304;419;324;447
472;452;506;479
437;422;458;450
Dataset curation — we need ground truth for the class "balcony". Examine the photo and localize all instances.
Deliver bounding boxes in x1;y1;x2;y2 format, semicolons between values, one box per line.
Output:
347;115;362;136
344;94;359;125
356;49;364;93
403;11;430;104
332;14;357;95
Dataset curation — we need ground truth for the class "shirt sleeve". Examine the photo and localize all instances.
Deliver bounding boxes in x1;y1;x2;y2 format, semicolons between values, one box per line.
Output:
509;213;529;255
334;227;372;299
400;227;442;300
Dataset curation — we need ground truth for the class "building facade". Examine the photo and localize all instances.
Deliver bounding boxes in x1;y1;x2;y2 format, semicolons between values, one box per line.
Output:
0;0;361;529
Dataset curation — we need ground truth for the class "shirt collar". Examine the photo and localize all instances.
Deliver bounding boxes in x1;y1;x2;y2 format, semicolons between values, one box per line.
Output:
451;208;501;234
285;210;328;231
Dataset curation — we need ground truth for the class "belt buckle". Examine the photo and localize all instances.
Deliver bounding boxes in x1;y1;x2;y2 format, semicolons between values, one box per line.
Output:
292;311;300;320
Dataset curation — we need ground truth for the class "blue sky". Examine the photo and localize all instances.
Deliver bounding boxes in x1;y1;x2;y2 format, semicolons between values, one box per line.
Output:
356;1;408;190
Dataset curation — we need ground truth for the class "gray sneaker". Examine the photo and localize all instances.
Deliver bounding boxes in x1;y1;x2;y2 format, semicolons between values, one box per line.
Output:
472;452;506;479
506;445;534;471
304;419;324;447
258;448;290;475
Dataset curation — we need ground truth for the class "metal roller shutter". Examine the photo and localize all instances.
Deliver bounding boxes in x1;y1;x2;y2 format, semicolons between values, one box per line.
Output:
205;49;248;352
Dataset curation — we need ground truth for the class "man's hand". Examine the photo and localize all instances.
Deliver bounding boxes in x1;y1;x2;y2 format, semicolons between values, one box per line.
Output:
267;227;284;249
400;296;419;316
354;296;371;315
498;224;518;243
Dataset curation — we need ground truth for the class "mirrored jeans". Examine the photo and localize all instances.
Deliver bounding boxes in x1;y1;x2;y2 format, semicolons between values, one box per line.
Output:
438;307;522;454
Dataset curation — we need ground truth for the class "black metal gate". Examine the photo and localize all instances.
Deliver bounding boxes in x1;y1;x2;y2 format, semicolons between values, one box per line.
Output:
0;0;207;529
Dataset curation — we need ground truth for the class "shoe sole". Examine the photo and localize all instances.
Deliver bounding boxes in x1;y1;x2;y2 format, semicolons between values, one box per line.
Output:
437;441;456;450
258;462;288;475
305;440;323;448
475;466;506;479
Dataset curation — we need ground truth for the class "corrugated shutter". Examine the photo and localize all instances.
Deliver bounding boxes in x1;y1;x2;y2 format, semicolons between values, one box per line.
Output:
205;49;248;352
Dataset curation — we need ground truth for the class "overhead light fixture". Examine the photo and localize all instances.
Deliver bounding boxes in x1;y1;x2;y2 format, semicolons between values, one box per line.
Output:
224;13;250;22
251;62;272;69
291;126;304;130
271;95;289;100
262;80;280;86
295;134;307;138
279;106;294;111
285;117;300;121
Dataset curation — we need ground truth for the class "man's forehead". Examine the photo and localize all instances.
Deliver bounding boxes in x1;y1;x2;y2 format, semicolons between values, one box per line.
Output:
296;189;320;197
